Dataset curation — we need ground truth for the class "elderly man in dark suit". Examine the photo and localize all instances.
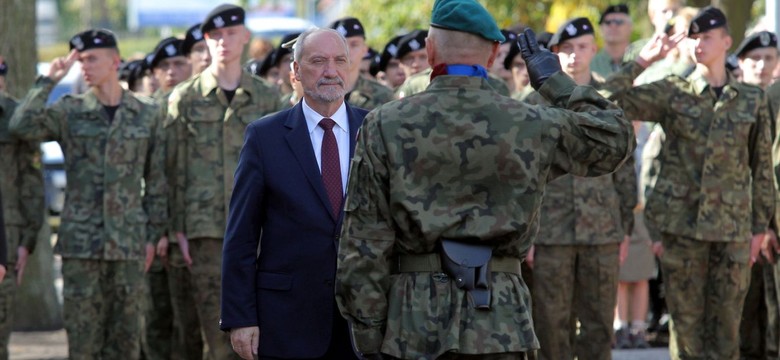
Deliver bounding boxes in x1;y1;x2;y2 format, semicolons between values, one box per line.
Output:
220;27;367;360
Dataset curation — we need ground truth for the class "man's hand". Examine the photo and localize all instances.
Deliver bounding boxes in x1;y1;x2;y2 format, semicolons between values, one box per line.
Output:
518;28;561;90
619;235;630;266
15;247;29;285
762;229;780;263
230;326;259;360
652;241;664;258
525;245;535;269
751;232;768;266
48;50;79;83
144;243;155;273
157;236;170;268
0;265;6;284
636;32;685;68
176;232;193;270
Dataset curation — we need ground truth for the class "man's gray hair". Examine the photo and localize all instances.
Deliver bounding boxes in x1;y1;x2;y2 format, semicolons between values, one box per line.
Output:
293;27;350;63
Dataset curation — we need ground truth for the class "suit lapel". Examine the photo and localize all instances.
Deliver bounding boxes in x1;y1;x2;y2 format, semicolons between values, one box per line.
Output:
284;103;334;221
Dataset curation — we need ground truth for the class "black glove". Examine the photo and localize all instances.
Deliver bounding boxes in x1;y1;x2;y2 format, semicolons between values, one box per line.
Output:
518;28;562;90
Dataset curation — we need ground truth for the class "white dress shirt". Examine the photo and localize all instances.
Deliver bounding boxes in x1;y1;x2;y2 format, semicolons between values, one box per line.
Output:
302;98;350;192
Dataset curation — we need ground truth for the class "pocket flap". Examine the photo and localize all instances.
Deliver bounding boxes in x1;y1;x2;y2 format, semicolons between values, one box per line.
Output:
256;272;293;291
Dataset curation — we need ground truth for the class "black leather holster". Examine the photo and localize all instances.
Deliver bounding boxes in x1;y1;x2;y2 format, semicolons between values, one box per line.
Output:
440;239;493;310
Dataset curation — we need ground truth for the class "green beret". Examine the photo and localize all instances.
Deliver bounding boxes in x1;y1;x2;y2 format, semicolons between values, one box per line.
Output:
430;0;505;43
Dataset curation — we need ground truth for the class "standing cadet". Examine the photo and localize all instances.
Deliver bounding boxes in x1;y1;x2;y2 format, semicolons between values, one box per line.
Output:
503;39;532;100
182;23;211;77
375;35;406;90
602;7;775;359
524;17;637;360
10;29;167;359
591;4;632;78
165;4;280;359
0;83;44;360
334;0;635;358
735;30;780;360
328;17;394;110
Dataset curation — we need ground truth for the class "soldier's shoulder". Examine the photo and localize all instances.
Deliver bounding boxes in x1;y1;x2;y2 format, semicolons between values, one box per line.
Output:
171;74;204;97
733;81;764;96
244;72;277;93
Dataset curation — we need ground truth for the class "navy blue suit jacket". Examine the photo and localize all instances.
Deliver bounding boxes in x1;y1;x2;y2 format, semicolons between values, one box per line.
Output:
221;101;367;358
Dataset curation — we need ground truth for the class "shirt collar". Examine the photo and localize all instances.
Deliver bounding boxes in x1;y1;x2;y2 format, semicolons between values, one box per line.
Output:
302;98;348;134
199;69;254;98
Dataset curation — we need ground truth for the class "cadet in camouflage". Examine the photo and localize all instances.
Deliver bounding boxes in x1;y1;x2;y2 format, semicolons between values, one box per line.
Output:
601;7;776;359
0;91;44;360
327;17;394;110
524;17;637;360
335;1;635;358
10;29;166;359
164;4;280;359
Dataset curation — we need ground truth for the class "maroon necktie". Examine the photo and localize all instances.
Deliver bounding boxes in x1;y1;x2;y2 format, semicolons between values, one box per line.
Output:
319;118;342;218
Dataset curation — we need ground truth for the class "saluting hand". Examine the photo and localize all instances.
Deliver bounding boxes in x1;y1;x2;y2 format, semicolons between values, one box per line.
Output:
48;49;79;84
518;28;561;90
637;32;686;68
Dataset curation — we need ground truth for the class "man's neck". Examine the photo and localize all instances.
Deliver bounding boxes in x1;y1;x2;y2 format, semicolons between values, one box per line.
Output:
210;60;243;90
699;62;728;88
91;79;123;106
568;70;592;86
604;41;629;64
304;97;344;118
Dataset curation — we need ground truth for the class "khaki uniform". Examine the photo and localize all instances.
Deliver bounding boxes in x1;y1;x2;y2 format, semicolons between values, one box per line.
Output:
348;74;394;110
165;70;280;360
603;61;776;360
336;72;635;359
0;93;44;360
525;78;637;360
10;76;167;360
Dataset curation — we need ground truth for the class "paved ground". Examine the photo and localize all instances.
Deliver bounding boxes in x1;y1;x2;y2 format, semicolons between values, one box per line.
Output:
9;329;671;360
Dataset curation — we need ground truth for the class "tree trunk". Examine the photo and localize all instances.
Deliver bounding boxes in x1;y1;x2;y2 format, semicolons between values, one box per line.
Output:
0;0;38;99
0;0;64;331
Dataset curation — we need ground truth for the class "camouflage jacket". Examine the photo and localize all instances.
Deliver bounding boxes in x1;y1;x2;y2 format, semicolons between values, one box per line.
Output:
335;72;635;358
764;81;780;231
0;94;44;260
347;74;394;110
590;49;623;79
165;70;280;239
525;77;637;245
9;77;167;260
603;62;775;241
395;67;512;99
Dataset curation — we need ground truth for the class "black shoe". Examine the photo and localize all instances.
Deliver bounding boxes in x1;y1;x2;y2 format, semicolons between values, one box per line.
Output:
631;330;650;349
615;327;632;349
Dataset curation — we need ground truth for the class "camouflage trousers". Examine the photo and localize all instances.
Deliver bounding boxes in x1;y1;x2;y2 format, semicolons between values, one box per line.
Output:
0;267;16;360
661;234;750;360
532;243;620;360
185;238;239;360
739;260;780;360
62;258;145;360
167;242;204;360
142;257;174;360
382;352;530;359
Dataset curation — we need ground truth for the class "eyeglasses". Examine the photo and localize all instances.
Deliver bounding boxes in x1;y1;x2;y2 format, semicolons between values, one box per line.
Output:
602;19;627;26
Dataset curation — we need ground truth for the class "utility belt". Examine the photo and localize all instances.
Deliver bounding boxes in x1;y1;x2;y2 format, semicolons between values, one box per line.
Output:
390;239;522;310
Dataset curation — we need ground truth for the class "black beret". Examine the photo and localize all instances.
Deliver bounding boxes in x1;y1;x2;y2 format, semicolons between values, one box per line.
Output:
378;34;404;72
148;37;185;69
599;4;629;24
396;30;428;60
0;61;7;76
369;52;382;76
726;53;739;72
69;29;118;52
201;4;245;34
364;47;378;61
182;23;205;55
328;17;365;38
537;31;554;50
245;58;265;77
501;29;518;44
119;59;146;90
688;6;727;36
735;31;778;58
504;41;521;70
549;18;595;48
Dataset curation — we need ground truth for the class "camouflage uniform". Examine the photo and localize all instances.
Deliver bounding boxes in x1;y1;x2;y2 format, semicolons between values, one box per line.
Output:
524;78;637;360
10;76;167;360
395;67;511;98
511;86;534;102
0;93;44;360
590;48;622;79
335;72;635;359
603;61;776;360
348;74;394;110
165;69;279;360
